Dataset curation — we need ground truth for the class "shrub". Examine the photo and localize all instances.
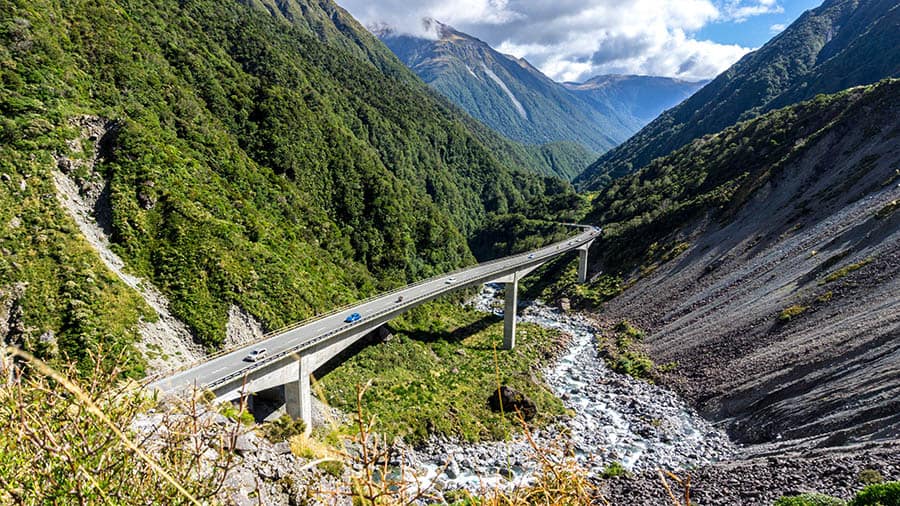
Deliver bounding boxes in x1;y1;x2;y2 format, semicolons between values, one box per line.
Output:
261;414;307;442
218;401;255;425
773;493;845;506
848;481;900;506
615;320;644;339
779;304;809;322
601;461;628;478
824;258;873;283
858;469;885;485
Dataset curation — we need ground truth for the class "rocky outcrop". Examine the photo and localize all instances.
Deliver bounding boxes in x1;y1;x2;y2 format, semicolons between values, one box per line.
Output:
0;283;27;381
226;305;266;348
487;385;537;421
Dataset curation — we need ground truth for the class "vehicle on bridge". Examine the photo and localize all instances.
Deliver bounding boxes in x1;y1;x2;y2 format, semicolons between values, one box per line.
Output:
445;277;456;284
396;295;404;303
245;348;268;362
344;312;362;323
528;253;535;259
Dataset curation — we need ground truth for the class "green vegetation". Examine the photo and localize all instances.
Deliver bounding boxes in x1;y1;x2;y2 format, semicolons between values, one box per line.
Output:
599;320;655;381
824;258;874;283
600;461;628;479
580;80;899;280
577;0;900;190
0;0;579;373
260;414;307;443
848;481;900;506
779;304;810;322
318;300;567;443
773;482;900;506
218;402;255;426
774;493;845;506
858;469;885;486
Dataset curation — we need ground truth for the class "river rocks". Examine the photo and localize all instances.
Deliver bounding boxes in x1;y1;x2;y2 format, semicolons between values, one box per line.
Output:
487;386;537;421
399;285;735;494
230;433;260;454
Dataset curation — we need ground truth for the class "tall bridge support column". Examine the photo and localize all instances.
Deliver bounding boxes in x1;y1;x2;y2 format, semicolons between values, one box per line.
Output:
284;354;313;435
577;241;593;284
503;276;519;350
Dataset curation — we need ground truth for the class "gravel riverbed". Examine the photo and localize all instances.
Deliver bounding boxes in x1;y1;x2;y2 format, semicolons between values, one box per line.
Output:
398;285;735;493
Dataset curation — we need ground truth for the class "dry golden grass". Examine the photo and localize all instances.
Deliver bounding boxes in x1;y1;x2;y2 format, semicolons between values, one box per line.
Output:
0;346;240;505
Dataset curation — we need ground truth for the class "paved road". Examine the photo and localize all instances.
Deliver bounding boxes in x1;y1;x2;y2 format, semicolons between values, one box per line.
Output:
150;226;599;394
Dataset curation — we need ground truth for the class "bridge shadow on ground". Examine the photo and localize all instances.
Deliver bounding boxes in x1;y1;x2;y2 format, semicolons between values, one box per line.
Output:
314;313;503;381
400;313;502;347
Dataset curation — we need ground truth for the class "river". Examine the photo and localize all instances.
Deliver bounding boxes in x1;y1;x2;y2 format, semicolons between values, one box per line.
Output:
396;284;735;494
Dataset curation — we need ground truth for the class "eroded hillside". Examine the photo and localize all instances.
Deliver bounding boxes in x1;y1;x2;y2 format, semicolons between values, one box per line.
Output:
584;80;900;450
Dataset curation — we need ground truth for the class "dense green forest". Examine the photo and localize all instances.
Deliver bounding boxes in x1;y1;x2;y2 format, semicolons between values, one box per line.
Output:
576;0;900;190
0;0;580;375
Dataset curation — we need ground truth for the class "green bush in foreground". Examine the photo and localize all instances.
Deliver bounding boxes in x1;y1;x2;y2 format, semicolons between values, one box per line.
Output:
848;481;900;506
774;482;900;506
774;493;845;506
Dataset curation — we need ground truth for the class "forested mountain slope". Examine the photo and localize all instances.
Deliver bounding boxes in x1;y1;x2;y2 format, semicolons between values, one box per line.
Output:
577;0;900;190
0;0;579;375
583;79;900;449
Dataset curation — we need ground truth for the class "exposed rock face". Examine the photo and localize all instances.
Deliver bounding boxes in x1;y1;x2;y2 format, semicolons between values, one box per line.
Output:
226;305;266;348
487;385;537;421
52;116;203;372
0;283;27;381
0;283;27;344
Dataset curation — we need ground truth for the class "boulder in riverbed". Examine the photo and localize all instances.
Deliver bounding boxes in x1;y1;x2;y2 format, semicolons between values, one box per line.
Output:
488;386;537;421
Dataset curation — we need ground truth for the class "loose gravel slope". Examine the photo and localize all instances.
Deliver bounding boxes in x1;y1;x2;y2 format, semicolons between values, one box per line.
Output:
597;86;900;453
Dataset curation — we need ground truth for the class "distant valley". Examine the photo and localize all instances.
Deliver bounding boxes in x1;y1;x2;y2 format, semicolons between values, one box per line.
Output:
378;21;704;164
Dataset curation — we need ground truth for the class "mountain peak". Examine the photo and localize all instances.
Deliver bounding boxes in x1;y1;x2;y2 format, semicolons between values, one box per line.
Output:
379;24;704;155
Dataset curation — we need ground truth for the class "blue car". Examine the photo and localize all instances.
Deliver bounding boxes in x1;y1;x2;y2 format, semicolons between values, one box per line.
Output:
344;312;362;323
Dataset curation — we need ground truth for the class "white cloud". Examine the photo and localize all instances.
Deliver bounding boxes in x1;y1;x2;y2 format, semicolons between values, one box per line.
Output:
722;0;784;22
770;23;787;32
336;0;781;82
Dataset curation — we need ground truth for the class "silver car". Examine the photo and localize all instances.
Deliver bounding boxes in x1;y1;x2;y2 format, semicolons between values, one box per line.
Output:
245;348;268;362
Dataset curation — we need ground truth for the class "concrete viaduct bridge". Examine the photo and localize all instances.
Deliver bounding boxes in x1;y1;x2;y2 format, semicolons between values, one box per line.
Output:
149;226;598;431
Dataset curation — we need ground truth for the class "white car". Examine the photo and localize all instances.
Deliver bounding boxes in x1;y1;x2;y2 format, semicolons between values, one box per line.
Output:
445;277;456;284
528;254;535;259
245;348;268;362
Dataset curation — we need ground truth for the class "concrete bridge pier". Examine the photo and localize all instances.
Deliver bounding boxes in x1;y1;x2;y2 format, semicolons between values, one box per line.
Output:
577;241;593;284
503;276;518;350
284;354;313;434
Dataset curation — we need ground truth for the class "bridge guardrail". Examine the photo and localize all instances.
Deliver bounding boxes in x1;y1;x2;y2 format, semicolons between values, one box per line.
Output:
148;224;598;389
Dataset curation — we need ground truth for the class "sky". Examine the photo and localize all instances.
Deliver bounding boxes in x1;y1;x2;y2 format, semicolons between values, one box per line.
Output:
336;0;823;83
